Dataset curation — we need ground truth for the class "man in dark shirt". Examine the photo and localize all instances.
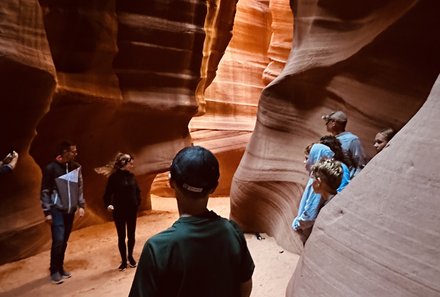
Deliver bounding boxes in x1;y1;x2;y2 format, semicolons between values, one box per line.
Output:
40;141;85;284
129;146;255;297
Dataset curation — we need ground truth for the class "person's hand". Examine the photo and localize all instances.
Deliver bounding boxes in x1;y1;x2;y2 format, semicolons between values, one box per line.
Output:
2;152;13;164
107;205;114;212
9;151;18;168
45;214;52;224
78;207;85;217
2;151;19;169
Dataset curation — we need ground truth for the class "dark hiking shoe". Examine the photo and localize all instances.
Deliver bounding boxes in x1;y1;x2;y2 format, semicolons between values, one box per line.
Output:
118;262;127;271
128;256;137;268
51;272;64;285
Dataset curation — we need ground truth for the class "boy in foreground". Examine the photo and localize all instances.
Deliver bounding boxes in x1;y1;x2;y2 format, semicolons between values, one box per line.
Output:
129;146;254;297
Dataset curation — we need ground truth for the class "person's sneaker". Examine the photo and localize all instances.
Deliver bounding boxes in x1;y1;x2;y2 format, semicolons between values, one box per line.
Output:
60;270;72;279
118;262;127;271
128;256;137;268
51;272;64;285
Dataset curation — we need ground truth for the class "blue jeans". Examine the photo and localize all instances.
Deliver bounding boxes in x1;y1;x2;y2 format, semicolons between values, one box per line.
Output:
50;207;75;274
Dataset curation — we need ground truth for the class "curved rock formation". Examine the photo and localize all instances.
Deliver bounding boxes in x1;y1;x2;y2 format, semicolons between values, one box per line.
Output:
0;0;56;265
191;0;293;132
185;0;293;201
231;0;440;257
287;73;440;297
0;0;238;264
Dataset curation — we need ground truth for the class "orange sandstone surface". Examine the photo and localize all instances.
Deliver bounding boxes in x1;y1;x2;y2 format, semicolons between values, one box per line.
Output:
1;0;440;296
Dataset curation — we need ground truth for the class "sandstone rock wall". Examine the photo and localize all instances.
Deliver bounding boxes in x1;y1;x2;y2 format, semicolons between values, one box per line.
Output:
190;0;293;132
183;0;293;202
0;0;56;265
0;0;238;264
231;0;440;256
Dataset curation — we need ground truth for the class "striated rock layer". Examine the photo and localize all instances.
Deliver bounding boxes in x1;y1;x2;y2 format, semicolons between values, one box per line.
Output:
184;0;293;203
0;0;238;264
231;0;440;257
0;0;56;265
190;0;293;132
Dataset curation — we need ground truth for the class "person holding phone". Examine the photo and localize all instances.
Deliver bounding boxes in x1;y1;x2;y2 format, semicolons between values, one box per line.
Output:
0;150;19;175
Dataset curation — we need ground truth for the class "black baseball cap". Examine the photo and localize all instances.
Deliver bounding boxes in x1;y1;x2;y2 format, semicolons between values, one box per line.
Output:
170;146;219;193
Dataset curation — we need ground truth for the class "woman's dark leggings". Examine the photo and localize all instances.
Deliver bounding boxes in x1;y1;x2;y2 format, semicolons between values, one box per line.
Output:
113;208;137;263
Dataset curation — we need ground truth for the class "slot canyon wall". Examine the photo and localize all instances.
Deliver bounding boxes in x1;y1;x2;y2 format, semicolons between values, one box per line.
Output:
0;0;239;264
229;0;440;295
1;3;439;297
153;0;294;197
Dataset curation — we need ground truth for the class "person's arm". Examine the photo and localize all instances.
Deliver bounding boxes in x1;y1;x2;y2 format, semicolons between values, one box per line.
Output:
295;190;322;230
0;164;12;175
103;174;115;211
229;220;255;297
8;151;18;169
292;178;314;230
129;241;159;297
0;151;18;175
350;139;366;172
40;164;54;221
240;278;252;297
337;163;351;192
78;166;85;217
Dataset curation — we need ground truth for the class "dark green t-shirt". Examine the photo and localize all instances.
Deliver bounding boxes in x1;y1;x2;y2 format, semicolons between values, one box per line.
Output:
129;211;255;297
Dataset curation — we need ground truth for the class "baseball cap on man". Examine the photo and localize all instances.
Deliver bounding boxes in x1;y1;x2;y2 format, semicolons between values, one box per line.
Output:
322;111;347;123
170;146;219;193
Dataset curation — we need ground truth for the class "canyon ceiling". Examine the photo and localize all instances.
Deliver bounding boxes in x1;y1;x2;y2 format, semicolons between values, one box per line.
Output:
1;0;440;295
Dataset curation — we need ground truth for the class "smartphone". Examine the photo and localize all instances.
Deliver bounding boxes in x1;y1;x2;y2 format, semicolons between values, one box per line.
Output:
2;151;15;164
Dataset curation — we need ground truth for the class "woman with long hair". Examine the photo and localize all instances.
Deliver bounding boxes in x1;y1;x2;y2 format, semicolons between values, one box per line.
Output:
319;135;353;169
374;128;395;154
96;152;141;271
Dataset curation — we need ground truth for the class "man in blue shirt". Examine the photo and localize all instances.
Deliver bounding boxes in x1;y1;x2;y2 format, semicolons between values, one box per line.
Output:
322;111;366;178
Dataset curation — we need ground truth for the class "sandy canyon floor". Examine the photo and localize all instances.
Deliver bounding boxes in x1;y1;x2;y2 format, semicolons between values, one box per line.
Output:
0;196;298;297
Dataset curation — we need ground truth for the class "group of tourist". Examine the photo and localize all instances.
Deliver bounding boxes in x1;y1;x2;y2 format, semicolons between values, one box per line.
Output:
40;141;142;285
36;141;255;296
292;111;395;243
2;110;395;295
